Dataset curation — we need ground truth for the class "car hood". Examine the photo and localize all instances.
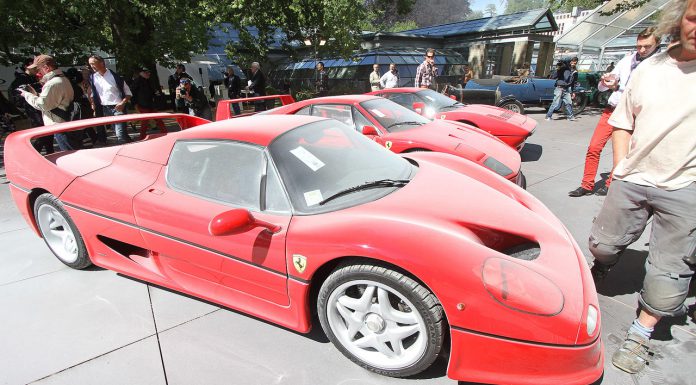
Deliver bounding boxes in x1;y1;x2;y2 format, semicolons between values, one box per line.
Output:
318;153;596;344
387;120;521;176
441;104;534;135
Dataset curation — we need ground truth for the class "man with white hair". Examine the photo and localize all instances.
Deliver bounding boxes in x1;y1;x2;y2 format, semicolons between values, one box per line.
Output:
246;62;267;111
588;0;696;374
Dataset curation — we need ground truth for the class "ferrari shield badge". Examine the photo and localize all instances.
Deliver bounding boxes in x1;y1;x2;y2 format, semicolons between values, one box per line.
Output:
292;254;307;274
385;141;393;150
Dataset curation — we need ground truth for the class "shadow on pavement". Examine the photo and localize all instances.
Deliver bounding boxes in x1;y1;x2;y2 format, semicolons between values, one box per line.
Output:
596;249;648;297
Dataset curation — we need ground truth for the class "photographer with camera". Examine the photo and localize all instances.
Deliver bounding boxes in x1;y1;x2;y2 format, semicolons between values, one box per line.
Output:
177;78;211;120
10;58;53;152
16;54;75;152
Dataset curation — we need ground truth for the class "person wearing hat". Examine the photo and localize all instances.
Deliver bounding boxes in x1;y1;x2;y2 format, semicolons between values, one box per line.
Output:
131;67;166;139
177;78;212;120
88;54;133;144
16;54;75;152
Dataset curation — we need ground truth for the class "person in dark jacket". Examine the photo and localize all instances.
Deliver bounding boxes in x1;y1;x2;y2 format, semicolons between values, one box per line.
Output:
223;66;241;115
177;78;211;120
245;62;266;111
545;60;575;121
132;67;166;139
168;64;193;112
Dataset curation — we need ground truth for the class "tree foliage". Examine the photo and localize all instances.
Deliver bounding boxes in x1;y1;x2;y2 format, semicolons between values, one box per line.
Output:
484;3;498;16
504;0;549;14
404;0;473;27
1;0;211;76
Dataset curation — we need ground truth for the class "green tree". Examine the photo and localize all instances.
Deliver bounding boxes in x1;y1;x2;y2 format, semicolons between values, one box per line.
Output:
485;3;497;16
1;0;211;81
504;0;549;14
548;0;652;15
466;10;485;19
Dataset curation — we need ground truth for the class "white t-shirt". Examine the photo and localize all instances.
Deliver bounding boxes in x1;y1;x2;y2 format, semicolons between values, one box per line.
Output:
92;69;132;105
609;49;696;190
380;71;399;89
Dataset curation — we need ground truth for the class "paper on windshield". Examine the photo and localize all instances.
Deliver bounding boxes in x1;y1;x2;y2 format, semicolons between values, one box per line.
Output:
371;109;386;118
424;95;435;101
304;190;323;206
290;146;325;171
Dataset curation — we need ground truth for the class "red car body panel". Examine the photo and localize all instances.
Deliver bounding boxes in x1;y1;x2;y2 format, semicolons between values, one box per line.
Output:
215;94;296;121
262;95;523;183
366;88;537;151
4;114;602;384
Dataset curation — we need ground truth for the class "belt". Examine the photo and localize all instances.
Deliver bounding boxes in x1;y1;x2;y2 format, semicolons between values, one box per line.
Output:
102;104;118;108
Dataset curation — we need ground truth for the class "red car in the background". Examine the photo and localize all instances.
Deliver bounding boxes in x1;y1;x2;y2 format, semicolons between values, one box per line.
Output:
263;95;526;188
366;88;536;151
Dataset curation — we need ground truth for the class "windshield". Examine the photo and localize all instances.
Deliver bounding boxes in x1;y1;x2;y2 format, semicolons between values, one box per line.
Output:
269;120;415;214
359;98;430;133
416;89;461;110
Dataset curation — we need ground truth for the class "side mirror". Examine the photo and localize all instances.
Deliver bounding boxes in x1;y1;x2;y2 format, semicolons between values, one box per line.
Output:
412;102;425;115
361;125;378;136
209;208;281;236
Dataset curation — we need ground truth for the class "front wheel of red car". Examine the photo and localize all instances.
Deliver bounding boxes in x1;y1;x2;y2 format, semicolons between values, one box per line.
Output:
34;193;92;269
317;263;444;377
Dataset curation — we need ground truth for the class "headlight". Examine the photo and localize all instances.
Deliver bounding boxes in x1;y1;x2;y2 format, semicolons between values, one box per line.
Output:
483;157;513;177
482;258;564;316
586;305;598;336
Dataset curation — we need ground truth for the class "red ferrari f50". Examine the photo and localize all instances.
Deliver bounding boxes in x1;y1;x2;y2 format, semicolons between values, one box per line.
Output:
4;113;602;384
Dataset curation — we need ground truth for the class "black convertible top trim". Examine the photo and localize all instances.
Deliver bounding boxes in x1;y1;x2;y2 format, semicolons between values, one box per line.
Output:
450;325;600;348
62;202;289;278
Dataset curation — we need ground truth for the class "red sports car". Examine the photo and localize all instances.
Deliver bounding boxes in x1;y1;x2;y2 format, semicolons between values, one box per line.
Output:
262;95;526;188
4;114;602;385
366;88;537;151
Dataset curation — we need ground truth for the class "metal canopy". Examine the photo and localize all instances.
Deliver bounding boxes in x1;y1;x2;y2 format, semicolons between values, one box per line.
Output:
556;0;672;50
401;8;557;37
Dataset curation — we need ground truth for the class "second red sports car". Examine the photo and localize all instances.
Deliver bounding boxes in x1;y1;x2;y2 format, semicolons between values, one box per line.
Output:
367;87;537;151
262;95;526;188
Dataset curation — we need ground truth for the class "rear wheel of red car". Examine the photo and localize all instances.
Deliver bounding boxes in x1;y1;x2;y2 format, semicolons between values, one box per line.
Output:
34;193;92;269
317;263;444;377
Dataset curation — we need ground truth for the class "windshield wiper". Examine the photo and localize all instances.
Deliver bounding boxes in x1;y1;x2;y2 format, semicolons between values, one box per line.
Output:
439;103;463;110
318;179;410;205
385;121;424;129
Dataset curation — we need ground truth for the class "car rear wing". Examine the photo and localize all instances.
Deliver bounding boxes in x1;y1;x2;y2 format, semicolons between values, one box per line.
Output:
7;112;209;144
215;94;296;121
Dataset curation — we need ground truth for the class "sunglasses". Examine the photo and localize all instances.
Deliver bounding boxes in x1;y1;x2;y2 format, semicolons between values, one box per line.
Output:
426;55;434;59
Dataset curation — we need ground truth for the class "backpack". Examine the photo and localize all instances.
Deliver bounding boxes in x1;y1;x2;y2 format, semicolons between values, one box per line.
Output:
50;100;82;122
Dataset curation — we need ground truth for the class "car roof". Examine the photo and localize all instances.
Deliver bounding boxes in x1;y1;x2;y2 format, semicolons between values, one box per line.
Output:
176;115;327;146
367;87;422;94
297;94;381;104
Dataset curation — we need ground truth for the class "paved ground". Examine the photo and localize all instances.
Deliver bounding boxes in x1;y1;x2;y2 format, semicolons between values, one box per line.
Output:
0;108;694;385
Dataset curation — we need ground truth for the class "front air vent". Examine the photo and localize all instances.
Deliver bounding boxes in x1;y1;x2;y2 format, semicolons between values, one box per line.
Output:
503;243;541;261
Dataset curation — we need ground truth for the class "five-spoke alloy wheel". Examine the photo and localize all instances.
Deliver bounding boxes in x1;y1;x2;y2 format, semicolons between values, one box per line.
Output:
34;193;92;269
318;263;444;377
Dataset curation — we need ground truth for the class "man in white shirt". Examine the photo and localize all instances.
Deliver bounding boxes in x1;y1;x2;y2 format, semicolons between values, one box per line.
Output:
380;63;399;89
88;55;133;144
588;0;696;374
568;28;660;197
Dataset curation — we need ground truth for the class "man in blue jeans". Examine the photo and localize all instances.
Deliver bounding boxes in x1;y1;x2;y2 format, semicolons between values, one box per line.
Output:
545;59;576;121
88;55;132;144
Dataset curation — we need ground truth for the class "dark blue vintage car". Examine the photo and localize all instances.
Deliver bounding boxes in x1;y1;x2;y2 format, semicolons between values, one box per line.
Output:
465;77;588;115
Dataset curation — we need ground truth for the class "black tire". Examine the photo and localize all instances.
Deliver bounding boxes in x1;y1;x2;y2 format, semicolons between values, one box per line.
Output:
597;90;610;107
317;263;444;378
34;193;92;269
572;93;588;114
499;99;525;114
517;171;527;189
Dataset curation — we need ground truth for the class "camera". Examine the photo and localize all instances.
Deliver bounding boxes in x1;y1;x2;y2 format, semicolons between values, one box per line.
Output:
17;84;30;91
179;87;187;96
